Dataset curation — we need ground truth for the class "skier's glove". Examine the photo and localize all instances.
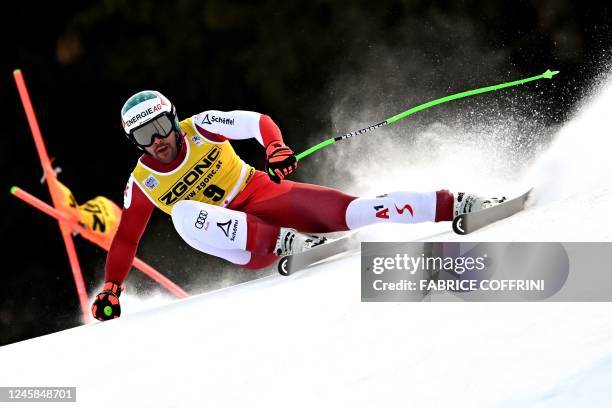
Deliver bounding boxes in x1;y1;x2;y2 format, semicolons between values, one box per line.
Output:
91;282;123;321
265;142;297;183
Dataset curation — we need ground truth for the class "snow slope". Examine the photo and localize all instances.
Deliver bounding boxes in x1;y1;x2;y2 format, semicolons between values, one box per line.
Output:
3;75;612;407
1;242;611;407
1;187;611;407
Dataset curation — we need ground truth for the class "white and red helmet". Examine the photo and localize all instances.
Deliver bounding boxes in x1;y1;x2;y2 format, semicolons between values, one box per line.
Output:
120;90;182;153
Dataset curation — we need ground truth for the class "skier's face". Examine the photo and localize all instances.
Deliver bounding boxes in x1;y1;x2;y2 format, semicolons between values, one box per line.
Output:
144;131;178;164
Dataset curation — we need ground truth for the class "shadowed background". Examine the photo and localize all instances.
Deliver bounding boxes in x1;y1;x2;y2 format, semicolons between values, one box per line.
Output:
2;0;611;345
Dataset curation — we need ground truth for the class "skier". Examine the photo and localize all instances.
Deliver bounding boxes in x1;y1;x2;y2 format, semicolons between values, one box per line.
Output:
91;90;504;321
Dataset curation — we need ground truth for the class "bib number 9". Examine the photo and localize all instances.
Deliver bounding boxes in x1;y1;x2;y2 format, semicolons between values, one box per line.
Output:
203;184;225;202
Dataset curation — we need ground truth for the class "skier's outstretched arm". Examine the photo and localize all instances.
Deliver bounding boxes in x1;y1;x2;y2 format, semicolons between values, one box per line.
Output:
91;177;154;321
192;110;297;183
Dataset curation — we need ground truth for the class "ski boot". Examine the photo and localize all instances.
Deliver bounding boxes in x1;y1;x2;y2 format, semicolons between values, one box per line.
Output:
454;192;507;217
274;228;327;256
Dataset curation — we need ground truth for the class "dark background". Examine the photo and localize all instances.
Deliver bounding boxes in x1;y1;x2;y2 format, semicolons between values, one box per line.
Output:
2;0;611;345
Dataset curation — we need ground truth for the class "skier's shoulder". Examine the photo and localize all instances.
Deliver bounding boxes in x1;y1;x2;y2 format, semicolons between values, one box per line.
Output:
122;172;137;210
192;109;262;128
124;157;150;207
192;109;232;127
188;109;231;142
122;170;156;212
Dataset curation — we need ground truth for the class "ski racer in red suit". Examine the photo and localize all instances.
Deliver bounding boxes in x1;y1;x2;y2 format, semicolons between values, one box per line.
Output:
92;91;504;321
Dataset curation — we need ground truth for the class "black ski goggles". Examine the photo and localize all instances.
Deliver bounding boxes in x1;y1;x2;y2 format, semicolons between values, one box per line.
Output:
129;112;177;147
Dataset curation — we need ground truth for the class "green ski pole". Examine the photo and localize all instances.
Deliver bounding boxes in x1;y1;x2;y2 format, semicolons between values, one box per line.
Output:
294;69;559;162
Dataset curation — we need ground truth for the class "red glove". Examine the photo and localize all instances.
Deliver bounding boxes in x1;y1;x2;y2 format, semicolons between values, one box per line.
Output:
265;142;298;183
91;282;123;321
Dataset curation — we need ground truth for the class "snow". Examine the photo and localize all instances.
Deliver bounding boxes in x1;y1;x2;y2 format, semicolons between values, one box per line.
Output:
1;254;611;407
3;76;612;407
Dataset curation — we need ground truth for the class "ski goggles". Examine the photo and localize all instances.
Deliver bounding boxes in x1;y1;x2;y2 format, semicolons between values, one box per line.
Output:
129;112;177;147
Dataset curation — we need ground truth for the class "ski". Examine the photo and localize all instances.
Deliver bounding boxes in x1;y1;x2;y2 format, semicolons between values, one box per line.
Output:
277;233;357;276
452;189;532;235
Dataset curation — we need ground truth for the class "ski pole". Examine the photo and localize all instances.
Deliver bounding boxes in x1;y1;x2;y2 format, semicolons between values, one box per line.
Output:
295;69;559;162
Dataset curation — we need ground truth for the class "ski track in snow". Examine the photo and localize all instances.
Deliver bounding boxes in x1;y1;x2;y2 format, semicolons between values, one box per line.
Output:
3;76;612;407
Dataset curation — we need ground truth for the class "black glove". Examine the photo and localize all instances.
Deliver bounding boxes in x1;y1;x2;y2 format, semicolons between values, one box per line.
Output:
91;282;123;321
265;141;297;183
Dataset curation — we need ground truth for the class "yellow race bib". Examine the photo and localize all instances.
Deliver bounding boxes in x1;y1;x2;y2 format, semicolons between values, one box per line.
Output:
131;117;254;215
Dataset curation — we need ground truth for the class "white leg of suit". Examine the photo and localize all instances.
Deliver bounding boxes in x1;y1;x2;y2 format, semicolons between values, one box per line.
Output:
171;200;251;265
345;191;437;229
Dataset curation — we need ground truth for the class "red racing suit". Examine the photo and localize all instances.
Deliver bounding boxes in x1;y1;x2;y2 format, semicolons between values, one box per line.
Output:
106;112;363;283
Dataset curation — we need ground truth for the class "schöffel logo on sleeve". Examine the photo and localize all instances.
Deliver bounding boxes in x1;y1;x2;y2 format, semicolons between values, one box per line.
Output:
201;113;234;126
